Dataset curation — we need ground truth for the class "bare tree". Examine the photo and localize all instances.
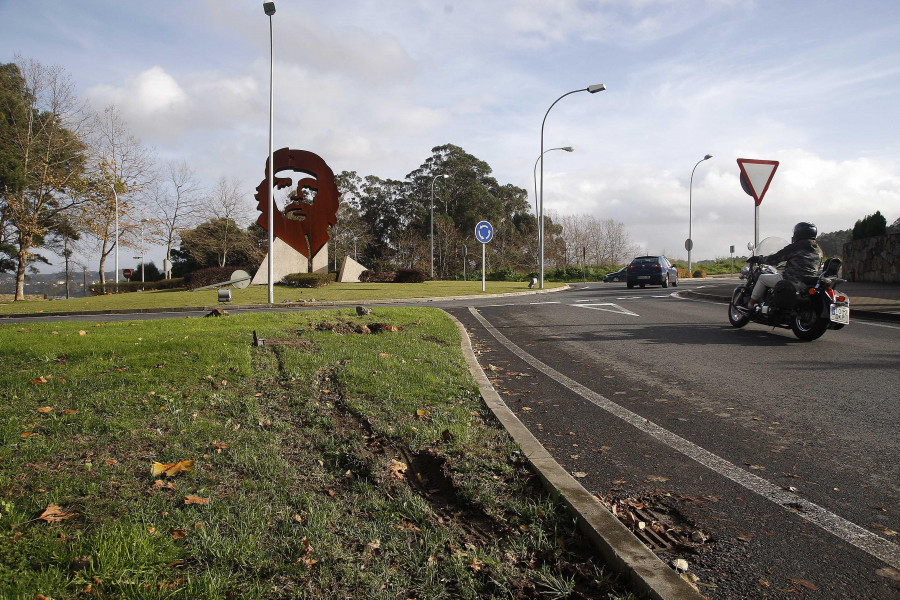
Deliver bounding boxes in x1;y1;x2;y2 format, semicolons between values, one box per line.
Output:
148;160;202;276
79;105;155;288
185;177;255;267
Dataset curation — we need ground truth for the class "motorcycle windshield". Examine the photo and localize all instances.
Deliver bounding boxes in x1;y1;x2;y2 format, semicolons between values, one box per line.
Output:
753;237;790;258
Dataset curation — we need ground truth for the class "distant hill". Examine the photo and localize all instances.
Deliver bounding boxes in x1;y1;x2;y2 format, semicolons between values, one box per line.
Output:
817;229;850;258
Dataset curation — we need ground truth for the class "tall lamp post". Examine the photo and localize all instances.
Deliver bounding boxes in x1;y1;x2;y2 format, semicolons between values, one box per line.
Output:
540;83;606;288
264;1;276;303
430;173;449;279
688;154;712;273
111;183;119;287
533;146;574;272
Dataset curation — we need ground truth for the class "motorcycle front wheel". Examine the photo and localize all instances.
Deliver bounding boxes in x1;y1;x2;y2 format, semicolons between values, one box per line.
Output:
728;301;750;327
790;305;828;341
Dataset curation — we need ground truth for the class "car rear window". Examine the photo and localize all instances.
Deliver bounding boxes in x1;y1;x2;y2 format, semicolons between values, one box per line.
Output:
631;257;657;265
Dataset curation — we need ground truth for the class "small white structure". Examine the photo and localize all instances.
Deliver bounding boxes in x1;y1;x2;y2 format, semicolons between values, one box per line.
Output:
251;239;328;285
338;256;368;283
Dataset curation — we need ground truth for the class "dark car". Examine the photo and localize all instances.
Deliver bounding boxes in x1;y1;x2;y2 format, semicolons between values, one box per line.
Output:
626;255;678;288
603;266;627;282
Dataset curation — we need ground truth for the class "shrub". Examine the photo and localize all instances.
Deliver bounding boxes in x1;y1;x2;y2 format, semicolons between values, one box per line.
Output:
395;268;426;283
90;278;186;295
692;269;707;278
281;272;334;288
852;211;887;240
184;267;244;290
677;268;691;279
360;271;395;283
486;267;525;282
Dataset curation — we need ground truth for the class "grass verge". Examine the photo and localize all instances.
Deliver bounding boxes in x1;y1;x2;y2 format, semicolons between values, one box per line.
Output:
0;281;566;315
0;308;635;599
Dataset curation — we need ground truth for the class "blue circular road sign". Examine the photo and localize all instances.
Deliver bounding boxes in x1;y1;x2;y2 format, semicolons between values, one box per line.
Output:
475;220;494;244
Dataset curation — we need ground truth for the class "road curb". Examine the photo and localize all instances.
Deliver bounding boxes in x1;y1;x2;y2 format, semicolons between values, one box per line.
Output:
446;312;704;600
0;285;570;320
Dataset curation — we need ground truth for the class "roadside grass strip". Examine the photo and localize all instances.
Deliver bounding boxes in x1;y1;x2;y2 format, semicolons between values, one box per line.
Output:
0;309;634;599
0;281;566;315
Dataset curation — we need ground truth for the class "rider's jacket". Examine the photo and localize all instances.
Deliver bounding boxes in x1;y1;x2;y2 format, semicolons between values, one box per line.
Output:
762;239;824;283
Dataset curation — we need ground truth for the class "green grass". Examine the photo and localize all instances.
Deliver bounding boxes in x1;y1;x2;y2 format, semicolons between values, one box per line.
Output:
0;308;635;599
0;281;566;315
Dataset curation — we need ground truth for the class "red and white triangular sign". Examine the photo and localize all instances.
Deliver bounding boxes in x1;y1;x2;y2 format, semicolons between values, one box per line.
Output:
737;158;779;206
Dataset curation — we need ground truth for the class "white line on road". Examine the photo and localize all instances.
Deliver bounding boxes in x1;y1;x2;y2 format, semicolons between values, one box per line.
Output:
529;301;561;305
468;307;900;570
574;303;640;317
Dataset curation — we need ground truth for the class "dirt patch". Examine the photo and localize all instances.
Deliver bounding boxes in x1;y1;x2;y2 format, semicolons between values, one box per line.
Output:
308;321;400;335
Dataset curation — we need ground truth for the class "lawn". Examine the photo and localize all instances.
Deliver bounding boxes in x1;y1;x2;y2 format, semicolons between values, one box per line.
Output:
0;281;566;315
0;307;633;599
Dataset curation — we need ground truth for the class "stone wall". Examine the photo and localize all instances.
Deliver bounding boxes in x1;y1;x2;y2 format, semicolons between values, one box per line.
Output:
842;232;900;283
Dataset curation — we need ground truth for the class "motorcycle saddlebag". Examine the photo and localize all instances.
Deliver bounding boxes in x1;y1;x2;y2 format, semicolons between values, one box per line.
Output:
770;279;800;309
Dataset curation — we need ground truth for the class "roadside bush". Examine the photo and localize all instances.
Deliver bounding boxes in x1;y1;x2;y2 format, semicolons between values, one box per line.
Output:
677;268;691;279
486;267;526;282
281;272;335;288
90;278;186;295
360;271;396;283
692;269;707;278
395;268;426;283
184;267;244;290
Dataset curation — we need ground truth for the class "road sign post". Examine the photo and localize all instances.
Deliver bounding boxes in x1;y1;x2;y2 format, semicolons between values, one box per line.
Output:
475;221;494;292
737;159;779;249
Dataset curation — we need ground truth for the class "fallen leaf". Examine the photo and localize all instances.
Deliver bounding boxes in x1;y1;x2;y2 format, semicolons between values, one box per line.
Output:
647;475;668;482
170;528;187;540
78;330;87;336
210;441;228;453
39;503;74;523
63;409;77;415
416;409;430;417
758;578;770;587
573;472;588;478
673;558;689;572
379;352;393;357
151;460;195;478
365;539;381;554
30;376;48;385
787;578;817;591
876;567;900;582
21;431;38;438
36;406;53;413
870;523;899;536
184;495;210;505
151;480;177;491
389;459;408;480
470;556;484;572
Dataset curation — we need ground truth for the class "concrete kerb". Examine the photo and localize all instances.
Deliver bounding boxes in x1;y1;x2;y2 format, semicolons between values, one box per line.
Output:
446;313;704;600
0;285;571;320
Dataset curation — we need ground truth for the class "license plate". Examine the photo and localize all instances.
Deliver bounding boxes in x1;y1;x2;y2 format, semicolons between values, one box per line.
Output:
638;276;650;280
831;304;849;324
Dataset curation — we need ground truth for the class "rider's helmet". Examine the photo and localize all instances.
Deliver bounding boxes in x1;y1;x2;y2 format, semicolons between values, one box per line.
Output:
792;222;817;243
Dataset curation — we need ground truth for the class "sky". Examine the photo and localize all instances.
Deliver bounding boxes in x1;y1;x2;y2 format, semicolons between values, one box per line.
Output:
2;0;899;272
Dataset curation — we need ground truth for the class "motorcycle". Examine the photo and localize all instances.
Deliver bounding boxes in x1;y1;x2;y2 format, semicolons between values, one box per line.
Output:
727;237;850;341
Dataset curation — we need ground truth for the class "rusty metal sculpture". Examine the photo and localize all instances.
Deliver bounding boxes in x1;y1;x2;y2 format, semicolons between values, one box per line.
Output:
254;147;341;259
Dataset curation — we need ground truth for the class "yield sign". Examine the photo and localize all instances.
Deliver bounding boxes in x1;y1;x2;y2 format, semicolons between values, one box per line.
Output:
737;158;779;206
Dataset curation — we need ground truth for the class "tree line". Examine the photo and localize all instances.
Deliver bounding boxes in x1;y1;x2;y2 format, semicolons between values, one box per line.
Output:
2;57;637;300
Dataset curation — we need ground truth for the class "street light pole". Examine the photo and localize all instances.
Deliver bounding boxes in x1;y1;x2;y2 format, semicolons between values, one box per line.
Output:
430;173;449;279
264;1;276;303
140;218;149;286
533;146;574;273
540;84;605;289
688;154;712;273
111;183;119;288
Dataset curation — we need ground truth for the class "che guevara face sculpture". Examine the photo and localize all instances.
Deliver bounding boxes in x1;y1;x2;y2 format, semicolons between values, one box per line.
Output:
255;148;340;259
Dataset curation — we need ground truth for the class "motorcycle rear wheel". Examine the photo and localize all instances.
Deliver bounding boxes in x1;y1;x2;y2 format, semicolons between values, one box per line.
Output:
790;306;828;341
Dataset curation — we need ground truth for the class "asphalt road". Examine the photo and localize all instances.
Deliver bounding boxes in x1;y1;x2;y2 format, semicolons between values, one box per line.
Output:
447;281;900;599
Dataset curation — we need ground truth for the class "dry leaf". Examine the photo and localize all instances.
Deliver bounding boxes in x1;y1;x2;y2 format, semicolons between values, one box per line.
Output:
469;556;484;572
379;352;393;357
870;523;899;536
876;567;900;582
758;578;770;587
416;409;430;418
365;539;381;554
573;472;587;478
389;459;408;480
63;409;77;415
170;528;187;540
151;480;177;491
39;503;74;523
36;406;53;413
30;376;48;385
210;441;228;453
21;431;38;438
647;475;668;482
78;330;87;336
184;495;210;505
787;578;817;591
151;460;195;478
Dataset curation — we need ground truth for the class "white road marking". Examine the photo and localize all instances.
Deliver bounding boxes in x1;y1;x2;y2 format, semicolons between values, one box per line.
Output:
574;303;640;317
529;301;560;305
468;307;900;570
854;320;900;330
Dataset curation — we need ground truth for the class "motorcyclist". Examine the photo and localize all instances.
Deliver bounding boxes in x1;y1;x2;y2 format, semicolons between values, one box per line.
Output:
747;222;824;310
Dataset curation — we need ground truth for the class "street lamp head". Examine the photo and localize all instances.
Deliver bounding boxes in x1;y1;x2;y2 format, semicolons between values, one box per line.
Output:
587;83;607;93
562;146;575;152
704;154;712;160
263;2;275;16
442;174;449;179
